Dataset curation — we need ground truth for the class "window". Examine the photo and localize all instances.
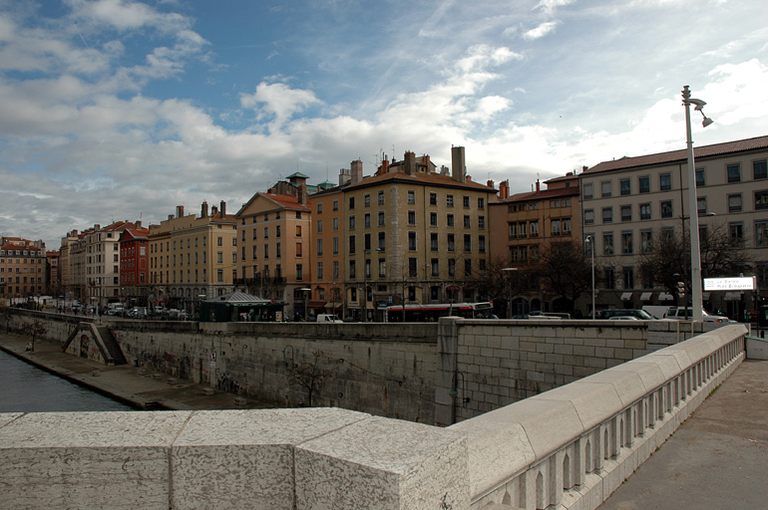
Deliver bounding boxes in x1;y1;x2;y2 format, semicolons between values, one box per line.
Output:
621;205;632;222
529;221;539;237
332;218;339;231
696;168;706;187
276;242;281;257
217;236;223;247
463;234;471;252
332;200;339;211
757;221;768;248
464;259;472;277
601;181;612;197
296;225;302;237
276;225;281;238
755;160;768;180
623;267;634;289
639;176;650;193
479;235;486;253
640;203;651;220
296;243;303;257
551;219;561;236
659;173;671;191
602;207;613;224
349;197;355;209
729;223;744;245
378;191;385;205
296;263;303;280
478;197;485;208
430;212;438;226
755;190;768;210
408;210;416;225
620;178;631;196
448;258;456;277
463;196;470;208
349;216;356;229
364;194;370;207
408;258;417;277
603;232;614;256
316;239;323;256
447;214;454;227
332;237;339;255
641;230;653;254
727;163;741;183
431;258;439;276
463;215;470;228
349;235;356;254
429;192;437;205
408;232;416;250
378;259;386;277
583;183;594;200
621;231;633;254
447;233;455;251
697;197;707;215
349;260;356;279
317;203;323;213
333;261;339;279
430;233;438;251
728;193;742;213
584;209;594;225
661;200;673;218
364;213;371;228
378;212;385;226
407;191;415;205
478;216;485;228
446;195;454;207
378;232;385;251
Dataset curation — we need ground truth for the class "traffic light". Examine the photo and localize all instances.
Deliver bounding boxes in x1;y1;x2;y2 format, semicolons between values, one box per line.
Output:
677;281;686;298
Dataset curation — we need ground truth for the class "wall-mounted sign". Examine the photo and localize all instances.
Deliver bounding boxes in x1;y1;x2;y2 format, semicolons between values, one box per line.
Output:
704;276;757;291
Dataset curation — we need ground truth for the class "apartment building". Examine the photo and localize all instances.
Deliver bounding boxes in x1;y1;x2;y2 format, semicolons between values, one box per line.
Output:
45;250;60;296
0;237;47;302
488;173;582;315
119;225;150;304
236;179;312;320
148;202;237;310
58;230;79;300
311;147;495;321
581;134;768;318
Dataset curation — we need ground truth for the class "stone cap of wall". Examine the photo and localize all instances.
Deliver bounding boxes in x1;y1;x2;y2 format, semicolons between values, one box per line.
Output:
0;408;468;510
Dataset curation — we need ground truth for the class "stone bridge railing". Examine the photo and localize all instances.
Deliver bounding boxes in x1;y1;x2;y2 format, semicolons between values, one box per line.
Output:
450;323;747;509
0;323;747;509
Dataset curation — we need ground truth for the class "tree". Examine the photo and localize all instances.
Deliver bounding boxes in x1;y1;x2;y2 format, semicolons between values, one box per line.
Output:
640;226;751;296
291;350;333;407
26;321;47;352
476;258;541;317
537;241;592;312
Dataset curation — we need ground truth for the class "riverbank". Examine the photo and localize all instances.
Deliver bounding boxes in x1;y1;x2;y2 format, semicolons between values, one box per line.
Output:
0;331;275;410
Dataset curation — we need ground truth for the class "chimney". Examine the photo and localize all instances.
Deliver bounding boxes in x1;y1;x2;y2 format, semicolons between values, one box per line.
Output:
424;154;431;172
535;179;540;193
381;157;389;175
486;179;494;189
499;180;509;200
339;168;351;186
466;175;472;183
451;146;466;183
211;205;218;217
167;215;174;221
298;183;307;205
404;151;416;175
201;201;209;218
176;205;184;218
350;159;363;185
220;200;227;216
135;220;142;228
94;224;101;230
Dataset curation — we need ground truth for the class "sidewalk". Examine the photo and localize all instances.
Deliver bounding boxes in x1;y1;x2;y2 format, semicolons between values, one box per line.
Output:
600;359;768;510
0;331;276;411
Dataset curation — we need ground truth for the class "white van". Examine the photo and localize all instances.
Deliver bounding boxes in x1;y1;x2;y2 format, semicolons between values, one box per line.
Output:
316;314;343;323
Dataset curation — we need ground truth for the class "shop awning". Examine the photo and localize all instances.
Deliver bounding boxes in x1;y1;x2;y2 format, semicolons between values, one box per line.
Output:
620;292;633;300
658;292;674;301
640;292;653;301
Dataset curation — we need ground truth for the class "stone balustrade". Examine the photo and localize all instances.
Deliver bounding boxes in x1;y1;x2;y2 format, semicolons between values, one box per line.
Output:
449;323;747;509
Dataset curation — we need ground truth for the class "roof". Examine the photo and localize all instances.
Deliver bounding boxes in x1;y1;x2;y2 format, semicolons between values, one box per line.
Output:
494;186;580;204
236;191;312;216
344;170;495;193
586;134;768;175
207;291;271;304
287;171;309;179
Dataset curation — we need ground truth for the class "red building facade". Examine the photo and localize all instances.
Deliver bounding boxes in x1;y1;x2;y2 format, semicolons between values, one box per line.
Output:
119;226;150;304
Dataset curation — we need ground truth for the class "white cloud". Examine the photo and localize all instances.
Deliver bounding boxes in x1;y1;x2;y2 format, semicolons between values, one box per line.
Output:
65;0;191;32
522;21;559;40
240;82;321;128
535;0;575;15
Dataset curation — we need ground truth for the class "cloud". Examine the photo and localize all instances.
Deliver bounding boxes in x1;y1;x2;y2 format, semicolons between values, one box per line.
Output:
522;21;559;40
240;82;321;129
65;0;191;32
535;0;575;15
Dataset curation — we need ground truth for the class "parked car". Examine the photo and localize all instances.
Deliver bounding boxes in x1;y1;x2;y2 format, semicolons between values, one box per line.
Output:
663;307;729;323
316;314;343;323
127;307;148;319
598;309;655;320
608;316;641;320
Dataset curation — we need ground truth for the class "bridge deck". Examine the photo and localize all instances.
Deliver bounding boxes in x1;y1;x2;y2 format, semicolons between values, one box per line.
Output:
600;359;768;510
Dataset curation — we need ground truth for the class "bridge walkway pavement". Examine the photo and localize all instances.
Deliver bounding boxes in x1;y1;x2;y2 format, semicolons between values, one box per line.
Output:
599;359;768;510
0;331;277;411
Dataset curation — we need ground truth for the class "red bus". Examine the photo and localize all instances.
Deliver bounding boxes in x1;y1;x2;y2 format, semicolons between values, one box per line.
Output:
384;302;494;322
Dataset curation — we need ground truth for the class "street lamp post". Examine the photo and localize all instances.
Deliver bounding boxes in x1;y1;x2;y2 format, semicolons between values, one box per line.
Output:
585;235;596;319
682;85;714;322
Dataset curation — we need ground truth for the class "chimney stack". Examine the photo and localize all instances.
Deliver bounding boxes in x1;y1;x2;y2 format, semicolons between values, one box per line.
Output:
298;183;307;204
339;168;351;186
350;159;363;185
499;180;509;199
135;220;142;228
201;201;209;218
404;151;416;175
176;205;184;218
451;146;466;183
486;179;494;189
535;179;540;193
211;205;218;216
220;200;226;216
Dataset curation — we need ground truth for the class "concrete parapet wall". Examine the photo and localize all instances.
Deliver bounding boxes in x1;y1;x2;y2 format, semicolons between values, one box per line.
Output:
0;408;468;510
448;323;747;510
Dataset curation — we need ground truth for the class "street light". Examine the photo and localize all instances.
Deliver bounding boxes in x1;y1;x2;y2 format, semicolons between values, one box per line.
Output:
502;267;518;318
682;85;714;322
585;235;596;319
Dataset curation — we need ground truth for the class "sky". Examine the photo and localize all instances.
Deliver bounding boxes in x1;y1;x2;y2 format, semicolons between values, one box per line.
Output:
1;0;767;249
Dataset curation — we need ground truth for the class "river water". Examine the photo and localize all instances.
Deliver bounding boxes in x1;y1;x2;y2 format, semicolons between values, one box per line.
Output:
0;350;132;412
